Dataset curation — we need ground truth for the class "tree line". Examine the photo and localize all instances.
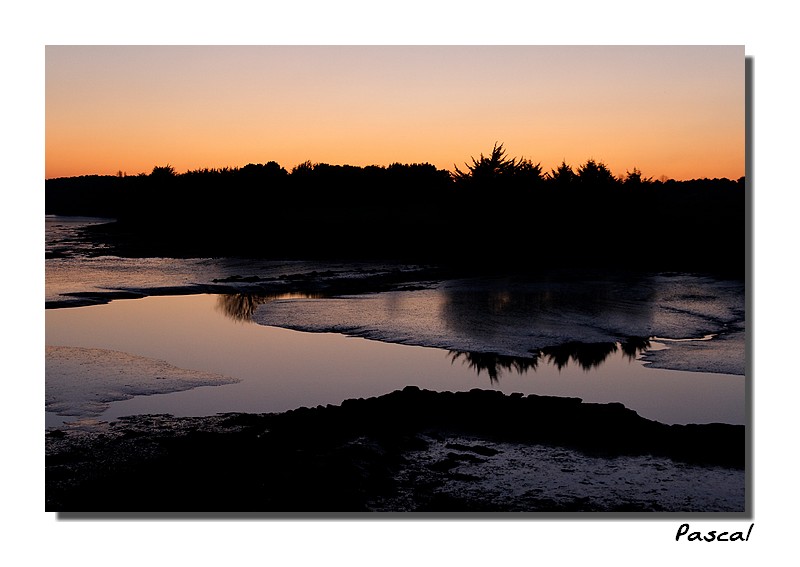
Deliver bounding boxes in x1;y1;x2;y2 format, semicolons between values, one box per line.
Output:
45;144;745;275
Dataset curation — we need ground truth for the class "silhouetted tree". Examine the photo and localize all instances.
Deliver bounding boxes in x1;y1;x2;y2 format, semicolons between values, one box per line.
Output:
453;142;512;184
44;152;744;274
452;142;544;202
512;157;545;190
576;159;618;191
149;164;176;179
547;160;576;190
623;167;653;188
291;160;315;175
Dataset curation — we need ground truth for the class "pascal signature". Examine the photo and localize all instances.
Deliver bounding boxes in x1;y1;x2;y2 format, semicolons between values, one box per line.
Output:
676;523;754;542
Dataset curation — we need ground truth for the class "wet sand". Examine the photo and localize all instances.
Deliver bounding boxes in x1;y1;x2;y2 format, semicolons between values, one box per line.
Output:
46;345;240;417
46;386;744;513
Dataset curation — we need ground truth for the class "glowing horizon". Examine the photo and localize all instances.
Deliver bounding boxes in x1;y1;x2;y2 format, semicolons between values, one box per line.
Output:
45;46;744;181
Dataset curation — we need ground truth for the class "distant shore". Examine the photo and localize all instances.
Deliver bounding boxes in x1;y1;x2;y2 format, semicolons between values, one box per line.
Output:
45;164;746;277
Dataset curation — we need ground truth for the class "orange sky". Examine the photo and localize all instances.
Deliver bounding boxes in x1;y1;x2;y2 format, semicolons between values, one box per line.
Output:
45;46;744;181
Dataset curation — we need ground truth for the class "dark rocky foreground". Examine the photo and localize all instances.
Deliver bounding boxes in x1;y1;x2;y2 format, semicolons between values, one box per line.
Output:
46;387;744;513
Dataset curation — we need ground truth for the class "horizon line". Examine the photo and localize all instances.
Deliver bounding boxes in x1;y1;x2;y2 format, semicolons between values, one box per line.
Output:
45;158;746;183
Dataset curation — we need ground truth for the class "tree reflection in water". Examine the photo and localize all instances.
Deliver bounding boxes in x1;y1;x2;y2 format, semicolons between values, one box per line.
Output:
216;292;324;322
448;351;540;383
539;342;621;371
450;338;651;383
619;336;652;360
217;293;652;383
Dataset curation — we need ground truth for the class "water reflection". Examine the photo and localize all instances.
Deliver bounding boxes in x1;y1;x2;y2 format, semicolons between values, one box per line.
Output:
46;293;745;426
216;292;324;322
450;338;651;382
619;336;652;360
439;276;659;343
221;292;654;382
449;351;540;383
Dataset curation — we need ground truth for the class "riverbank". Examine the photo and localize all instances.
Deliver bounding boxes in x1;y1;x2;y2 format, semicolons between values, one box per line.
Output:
44;219;748;513
46;386;744;513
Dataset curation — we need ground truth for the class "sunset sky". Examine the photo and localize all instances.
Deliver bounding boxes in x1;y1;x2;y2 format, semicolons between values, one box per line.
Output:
45;45;744;181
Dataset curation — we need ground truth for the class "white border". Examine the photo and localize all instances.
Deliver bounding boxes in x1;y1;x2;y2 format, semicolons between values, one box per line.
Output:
5;1;795;565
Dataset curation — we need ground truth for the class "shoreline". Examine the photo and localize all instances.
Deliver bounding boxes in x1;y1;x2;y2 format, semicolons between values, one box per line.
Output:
45;266;746;378
46;386;744;513
45;221;747;512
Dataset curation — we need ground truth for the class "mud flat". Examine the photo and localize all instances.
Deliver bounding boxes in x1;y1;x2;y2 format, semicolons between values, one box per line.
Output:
46;346;240;418
46;386;744;513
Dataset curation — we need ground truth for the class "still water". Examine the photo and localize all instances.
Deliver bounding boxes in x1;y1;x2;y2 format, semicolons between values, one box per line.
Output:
44;216;746;428
46;293;744;426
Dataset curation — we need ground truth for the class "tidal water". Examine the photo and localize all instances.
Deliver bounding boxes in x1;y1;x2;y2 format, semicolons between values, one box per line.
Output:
44;216;746;428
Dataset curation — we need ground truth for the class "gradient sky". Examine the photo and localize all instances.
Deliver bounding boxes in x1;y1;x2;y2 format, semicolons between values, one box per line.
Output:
45;45;744;181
